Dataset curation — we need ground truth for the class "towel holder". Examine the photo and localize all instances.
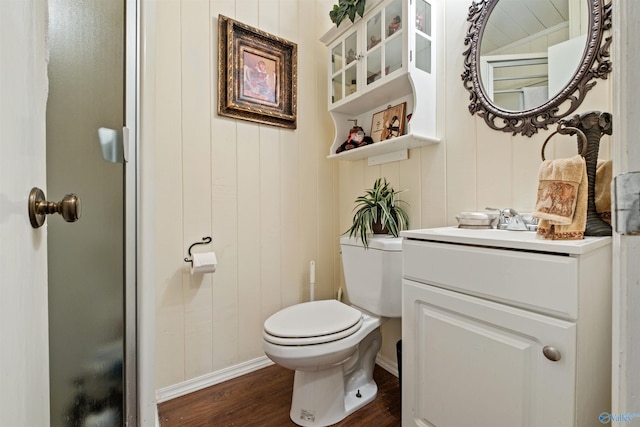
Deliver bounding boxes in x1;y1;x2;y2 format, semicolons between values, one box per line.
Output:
184;236;212;263
541;126;587;161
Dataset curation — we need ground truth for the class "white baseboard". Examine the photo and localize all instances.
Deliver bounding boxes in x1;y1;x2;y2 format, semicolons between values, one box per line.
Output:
155;356;274;403
155;353;398;405
376;354;399;378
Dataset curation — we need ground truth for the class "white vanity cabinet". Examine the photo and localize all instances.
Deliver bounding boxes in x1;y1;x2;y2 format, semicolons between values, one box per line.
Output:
320;0;439;164
400;228;612;427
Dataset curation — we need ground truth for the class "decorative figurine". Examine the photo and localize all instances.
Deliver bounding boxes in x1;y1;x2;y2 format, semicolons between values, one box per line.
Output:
336;122;374;153
416;13;424;32
347;48;356;64
388;15;401;36
368;35;381;49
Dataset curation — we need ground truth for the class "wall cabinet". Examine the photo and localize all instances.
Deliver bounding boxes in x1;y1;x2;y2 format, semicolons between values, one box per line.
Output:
400;228;612;427
320;0;440;164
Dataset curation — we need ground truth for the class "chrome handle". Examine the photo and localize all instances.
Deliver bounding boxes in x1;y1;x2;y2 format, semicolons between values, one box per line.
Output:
28;187;82;229
542;346;561;362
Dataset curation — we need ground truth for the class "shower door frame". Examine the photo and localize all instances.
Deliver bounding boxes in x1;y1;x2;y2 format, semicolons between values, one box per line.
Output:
124;0;138;424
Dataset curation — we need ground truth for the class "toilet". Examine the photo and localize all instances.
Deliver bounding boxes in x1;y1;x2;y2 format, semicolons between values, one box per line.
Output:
262;235;402;427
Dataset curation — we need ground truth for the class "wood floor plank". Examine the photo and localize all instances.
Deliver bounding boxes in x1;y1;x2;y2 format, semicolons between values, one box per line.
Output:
158;364;401;426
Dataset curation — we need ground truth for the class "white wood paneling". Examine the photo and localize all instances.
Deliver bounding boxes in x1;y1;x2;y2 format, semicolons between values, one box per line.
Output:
154;0;335;389
181;0;214;380
236;122;262;361
0;1;49;425
259;126;283;317
279;0;303;307
152;0;613;392
210;0;239;373
154;0;186;389
612;0;640;417
335;0;612;366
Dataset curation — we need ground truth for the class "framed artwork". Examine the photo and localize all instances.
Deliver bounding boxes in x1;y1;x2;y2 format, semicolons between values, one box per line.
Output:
370;110;386;142
370;102;406;142
217;15;298;129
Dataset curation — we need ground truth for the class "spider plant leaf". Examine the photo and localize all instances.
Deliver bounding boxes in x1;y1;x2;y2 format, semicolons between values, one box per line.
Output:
343;177;410;249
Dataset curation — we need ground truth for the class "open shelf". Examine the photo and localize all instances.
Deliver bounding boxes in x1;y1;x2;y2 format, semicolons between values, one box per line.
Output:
322;0;438;165
327;132;440;162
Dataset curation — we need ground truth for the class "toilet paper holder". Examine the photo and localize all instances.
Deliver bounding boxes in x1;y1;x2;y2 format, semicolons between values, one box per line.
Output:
184;236;213;263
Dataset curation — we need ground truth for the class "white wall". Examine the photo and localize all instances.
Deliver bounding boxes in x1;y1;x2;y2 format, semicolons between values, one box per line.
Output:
336;1;612;362
151;0;336;390
150;0;612;391
0;1;50;426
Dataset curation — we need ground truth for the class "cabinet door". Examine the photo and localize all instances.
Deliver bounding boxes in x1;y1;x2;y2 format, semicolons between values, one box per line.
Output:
330;29;359;104
413;0;432;73
403;280;576;427
364;0;404;87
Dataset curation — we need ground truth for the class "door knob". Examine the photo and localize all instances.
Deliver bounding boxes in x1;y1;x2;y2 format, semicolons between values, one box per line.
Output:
542;346;562;362
28;187;81;228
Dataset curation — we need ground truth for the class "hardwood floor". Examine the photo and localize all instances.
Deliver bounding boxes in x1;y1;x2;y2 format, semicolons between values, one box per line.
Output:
158;363;401;426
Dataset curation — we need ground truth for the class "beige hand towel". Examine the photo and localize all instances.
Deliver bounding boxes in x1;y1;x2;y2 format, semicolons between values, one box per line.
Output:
533;155;586;225
595;159;612;224
533;155;588;240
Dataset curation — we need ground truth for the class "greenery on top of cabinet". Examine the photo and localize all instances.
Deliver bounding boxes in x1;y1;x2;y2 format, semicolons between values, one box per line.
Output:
329;0;366;27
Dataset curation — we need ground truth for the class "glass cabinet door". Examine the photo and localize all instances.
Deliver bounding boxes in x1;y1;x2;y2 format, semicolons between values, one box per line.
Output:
414;0;432;73
365;0;403;87
384;0;403;74
331;31;359;104
365;11;382;86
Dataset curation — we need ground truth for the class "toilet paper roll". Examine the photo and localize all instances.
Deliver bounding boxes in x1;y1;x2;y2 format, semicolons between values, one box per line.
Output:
191;251;217;275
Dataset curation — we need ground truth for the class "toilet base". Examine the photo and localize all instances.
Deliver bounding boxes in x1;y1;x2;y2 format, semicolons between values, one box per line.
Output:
288;328;381;427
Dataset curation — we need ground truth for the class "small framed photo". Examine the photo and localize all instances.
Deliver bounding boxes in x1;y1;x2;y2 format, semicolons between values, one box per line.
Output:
218;15;297;129
370;102;406;142
370;110;385;142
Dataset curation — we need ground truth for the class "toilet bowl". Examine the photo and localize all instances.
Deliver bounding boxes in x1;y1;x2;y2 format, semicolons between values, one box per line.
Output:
262;235;402;427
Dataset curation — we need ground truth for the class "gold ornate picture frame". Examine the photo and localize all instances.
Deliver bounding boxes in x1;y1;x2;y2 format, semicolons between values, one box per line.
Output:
218;15;298;129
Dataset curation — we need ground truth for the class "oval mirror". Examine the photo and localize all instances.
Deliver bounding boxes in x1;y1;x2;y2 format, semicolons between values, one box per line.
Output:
462;0;612;136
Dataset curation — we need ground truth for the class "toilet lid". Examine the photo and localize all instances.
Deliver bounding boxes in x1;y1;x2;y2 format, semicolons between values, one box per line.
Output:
264;300;362;345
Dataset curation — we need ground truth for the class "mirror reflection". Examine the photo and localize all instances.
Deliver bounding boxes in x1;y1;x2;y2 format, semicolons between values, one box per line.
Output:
479;0;588;111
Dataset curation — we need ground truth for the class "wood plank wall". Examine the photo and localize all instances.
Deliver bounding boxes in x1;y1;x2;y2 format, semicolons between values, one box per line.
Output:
153;0;337;389
151;0;612;392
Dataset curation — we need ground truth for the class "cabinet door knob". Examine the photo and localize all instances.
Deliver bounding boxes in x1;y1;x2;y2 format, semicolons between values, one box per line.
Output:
543;346;561;361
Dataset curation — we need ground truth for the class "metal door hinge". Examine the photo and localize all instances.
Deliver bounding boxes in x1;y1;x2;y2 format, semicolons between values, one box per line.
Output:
613;171;640;235
98;126;130;163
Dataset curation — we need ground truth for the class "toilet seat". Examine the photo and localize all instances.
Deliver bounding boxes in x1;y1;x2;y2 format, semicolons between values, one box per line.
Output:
264;300;363;346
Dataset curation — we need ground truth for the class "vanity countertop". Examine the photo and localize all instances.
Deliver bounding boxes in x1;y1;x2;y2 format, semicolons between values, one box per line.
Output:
401;226;611;255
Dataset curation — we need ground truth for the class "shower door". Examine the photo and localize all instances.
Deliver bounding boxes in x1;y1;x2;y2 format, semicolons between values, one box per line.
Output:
46;0;136;425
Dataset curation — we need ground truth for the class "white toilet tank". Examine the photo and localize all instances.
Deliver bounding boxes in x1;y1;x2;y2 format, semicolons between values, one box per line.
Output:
339;235;402;317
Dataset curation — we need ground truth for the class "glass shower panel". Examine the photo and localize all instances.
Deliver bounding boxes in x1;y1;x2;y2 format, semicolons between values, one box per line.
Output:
47;0;125;426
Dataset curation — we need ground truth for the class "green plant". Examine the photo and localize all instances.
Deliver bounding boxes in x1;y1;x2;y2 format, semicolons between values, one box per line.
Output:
329;0;366;27
344;178;409;248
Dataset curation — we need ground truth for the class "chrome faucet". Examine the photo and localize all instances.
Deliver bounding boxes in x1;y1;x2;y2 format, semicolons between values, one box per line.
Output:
487;208;531;231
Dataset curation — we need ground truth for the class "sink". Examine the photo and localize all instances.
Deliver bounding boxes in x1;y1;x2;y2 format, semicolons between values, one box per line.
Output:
423;227;538;241
400;226;611;255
